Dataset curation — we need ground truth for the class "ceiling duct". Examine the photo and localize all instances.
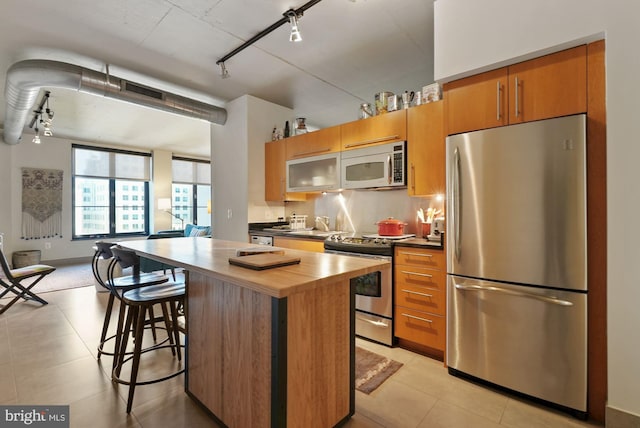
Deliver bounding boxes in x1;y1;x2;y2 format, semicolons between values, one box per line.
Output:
3;59;227;145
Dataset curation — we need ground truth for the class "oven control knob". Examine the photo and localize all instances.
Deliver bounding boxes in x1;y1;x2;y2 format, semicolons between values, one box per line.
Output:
381;238;388;245
373;238;381;244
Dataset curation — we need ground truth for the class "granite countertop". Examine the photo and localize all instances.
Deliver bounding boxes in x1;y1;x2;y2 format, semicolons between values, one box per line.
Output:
392;236;445;250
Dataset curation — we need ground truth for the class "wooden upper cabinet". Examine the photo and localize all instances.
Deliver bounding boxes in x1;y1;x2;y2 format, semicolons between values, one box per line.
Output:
444;67;509;135
285;125;341;160
508;45;587;124
444;45;588;135
407;101;445;197
265;140;305;202
341;109;407;151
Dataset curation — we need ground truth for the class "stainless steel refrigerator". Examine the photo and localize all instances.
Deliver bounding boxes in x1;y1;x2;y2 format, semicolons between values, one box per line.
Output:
446;114;587;418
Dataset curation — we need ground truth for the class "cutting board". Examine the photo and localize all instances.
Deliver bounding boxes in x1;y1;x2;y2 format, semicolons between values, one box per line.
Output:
228;253;301;270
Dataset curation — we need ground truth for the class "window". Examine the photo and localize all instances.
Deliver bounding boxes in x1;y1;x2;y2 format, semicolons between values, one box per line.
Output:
72;145;151;239
170;157;211;229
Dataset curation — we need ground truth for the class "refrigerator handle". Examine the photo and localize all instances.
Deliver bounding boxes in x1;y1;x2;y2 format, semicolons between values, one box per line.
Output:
453;147;461;261
454;283;574;306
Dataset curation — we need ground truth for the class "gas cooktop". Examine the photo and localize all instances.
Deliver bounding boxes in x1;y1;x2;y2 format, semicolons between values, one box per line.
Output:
324;233;414;256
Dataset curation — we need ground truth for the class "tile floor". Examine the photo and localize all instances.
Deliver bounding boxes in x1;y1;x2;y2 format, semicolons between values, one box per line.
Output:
1;286;603;428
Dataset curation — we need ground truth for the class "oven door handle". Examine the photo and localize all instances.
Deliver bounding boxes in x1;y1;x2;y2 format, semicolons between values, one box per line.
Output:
356;316;390;328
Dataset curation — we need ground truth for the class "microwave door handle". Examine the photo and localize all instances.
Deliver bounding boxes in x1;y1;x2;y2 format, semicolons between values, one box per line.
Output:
387;155;392;185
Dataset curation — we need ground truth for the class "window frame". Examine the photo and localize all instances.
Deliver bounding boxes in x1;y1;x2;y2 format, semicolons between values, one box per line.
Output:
72;144;151;240
171;156;211;228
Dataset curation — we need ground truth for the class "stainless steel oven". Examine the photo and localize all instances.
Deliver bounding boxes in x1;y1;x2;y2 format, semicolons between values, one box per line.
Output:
325;237;394;346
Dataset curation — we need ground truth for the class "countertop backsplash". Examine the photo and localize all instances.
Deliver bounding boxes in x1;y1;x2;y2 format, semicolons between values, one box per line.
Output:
284;190;444;235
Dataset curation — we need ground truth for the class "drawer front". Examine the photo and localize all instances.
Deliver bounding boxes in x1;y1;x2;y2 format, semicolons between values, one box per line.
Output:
394;247;445;270
395;267;446;291
395;285;445;316
394;307;445;350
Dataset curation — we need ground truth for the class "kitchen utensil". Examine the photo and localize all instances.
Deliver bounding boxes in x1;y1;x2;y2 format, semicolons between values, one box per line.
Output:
414;90;422;106
375;91;394;115
421;222;431;238
387;94;399;112
401;91;415;109
375;217;407;236
359;103;373;119
295;117;307;134
315;216;330;231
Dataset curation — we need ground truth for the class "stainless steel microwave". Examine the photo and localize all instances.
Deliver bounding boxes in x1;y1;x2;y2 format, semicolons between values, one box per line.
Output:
340;141;406;189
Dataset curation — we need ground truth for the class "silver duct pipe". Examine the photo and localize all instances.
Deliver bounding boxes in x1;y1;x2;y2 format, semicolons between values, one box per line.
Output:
3;59;227;145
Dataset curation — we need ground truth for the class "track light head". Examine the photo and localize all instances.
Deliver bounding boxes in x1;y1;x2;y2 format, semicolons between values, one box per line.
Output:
287;11;303;42
220;62;230;79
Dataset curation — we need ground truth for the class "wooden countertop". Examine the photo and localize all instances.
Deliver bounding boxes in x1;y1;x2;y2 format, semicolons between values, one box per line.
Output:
120;237;389;298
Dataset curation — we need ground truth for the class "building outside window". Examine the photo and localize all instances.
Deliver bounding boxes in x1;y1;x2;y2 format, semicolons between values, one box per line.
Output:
72;145;151;238
171;157;211;230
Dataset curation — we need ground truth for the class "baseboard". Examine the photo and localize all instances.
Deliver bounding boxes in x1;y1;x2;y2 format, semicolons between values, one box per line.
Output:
43;256;92;266
606;405;640;427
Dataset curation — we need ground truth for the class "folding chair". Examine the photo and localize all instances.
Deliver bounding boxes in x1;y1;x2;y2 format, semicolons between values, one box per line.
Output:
0;247;56;315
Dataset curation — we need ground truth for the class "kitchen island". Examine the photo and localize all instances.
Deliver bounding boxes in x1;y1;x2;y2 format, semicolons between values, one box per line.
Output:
120;237;390;428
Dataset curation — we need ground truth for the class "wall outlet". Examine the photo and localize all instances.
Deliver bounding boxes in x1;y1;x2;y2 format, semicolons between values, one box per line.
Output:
265;210;271;219
227;209;233;219
44;242;51;250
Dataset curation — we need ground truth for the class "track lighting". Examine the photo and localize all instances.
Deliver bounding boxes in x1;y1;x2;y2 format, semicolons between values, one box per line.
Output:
28;91;54;142
287;11;303;42
219;62;230;79
215;0;321;76
32;127;41;144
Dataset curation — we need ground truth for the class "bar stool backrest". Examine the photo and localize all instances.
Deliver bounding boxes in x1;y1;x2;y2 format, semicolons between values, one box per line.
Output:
110;245;142;277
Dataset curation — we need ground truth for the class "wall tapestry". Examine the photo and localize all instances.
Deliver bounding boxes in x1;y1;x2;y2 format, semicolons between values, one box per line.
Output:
21;168;63;240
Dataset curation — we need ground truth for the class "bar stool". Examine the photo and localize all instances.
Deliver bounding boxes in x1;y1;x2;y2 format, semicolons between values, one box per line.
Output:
96;243;169;361
111;259;186;413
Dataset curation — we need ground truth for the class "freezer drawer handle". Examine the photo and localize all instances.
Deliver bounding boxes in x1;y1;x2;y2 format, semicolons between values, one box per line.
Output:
454;283;573;306
401;313;433;323
401;288;433;298
401;270;433;278
356;316;389;328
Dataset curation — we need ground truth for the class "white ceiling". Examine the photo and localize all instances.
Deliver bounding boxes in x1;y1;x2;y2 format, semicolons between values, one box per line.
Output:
0;0;434;157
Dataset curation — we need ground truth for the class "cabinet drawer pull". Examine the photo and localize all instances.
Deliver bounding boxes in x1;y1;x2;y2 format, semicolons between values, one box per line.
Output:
344;135;400;148
400;251;433;258
401;313;433;323
401;289;433;298
401;270;433;278
292;147;331;157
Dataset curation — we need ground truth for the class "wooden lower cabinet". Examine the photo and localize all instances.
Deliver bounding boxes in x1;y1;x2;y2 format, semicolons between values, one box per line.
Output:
394;245;446;357
273;236;324;252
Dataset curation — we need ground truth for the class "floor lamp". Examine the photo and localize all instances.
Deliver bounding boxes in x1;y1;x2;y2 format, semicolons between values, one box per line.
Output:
158;198;184;230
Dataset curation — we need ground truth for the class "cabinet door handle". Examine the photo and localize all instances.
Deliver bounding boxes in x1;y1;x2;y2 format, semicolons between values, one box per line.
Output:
514;76;520;118
496;80;501;121
292;147;331;158
399;251;433;258
401;313;433;323
281;179;286;199
401;289;433;298
401;270;433;278
411;163;416;190
344;135;400;148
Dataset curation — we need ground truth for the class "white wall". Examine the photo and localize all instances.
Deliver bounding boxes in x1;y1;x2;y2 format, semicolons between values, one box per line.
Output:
211;95;292;241
0;137;188;262
434;0;640;419
0;135;94;261
211;96;249;241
